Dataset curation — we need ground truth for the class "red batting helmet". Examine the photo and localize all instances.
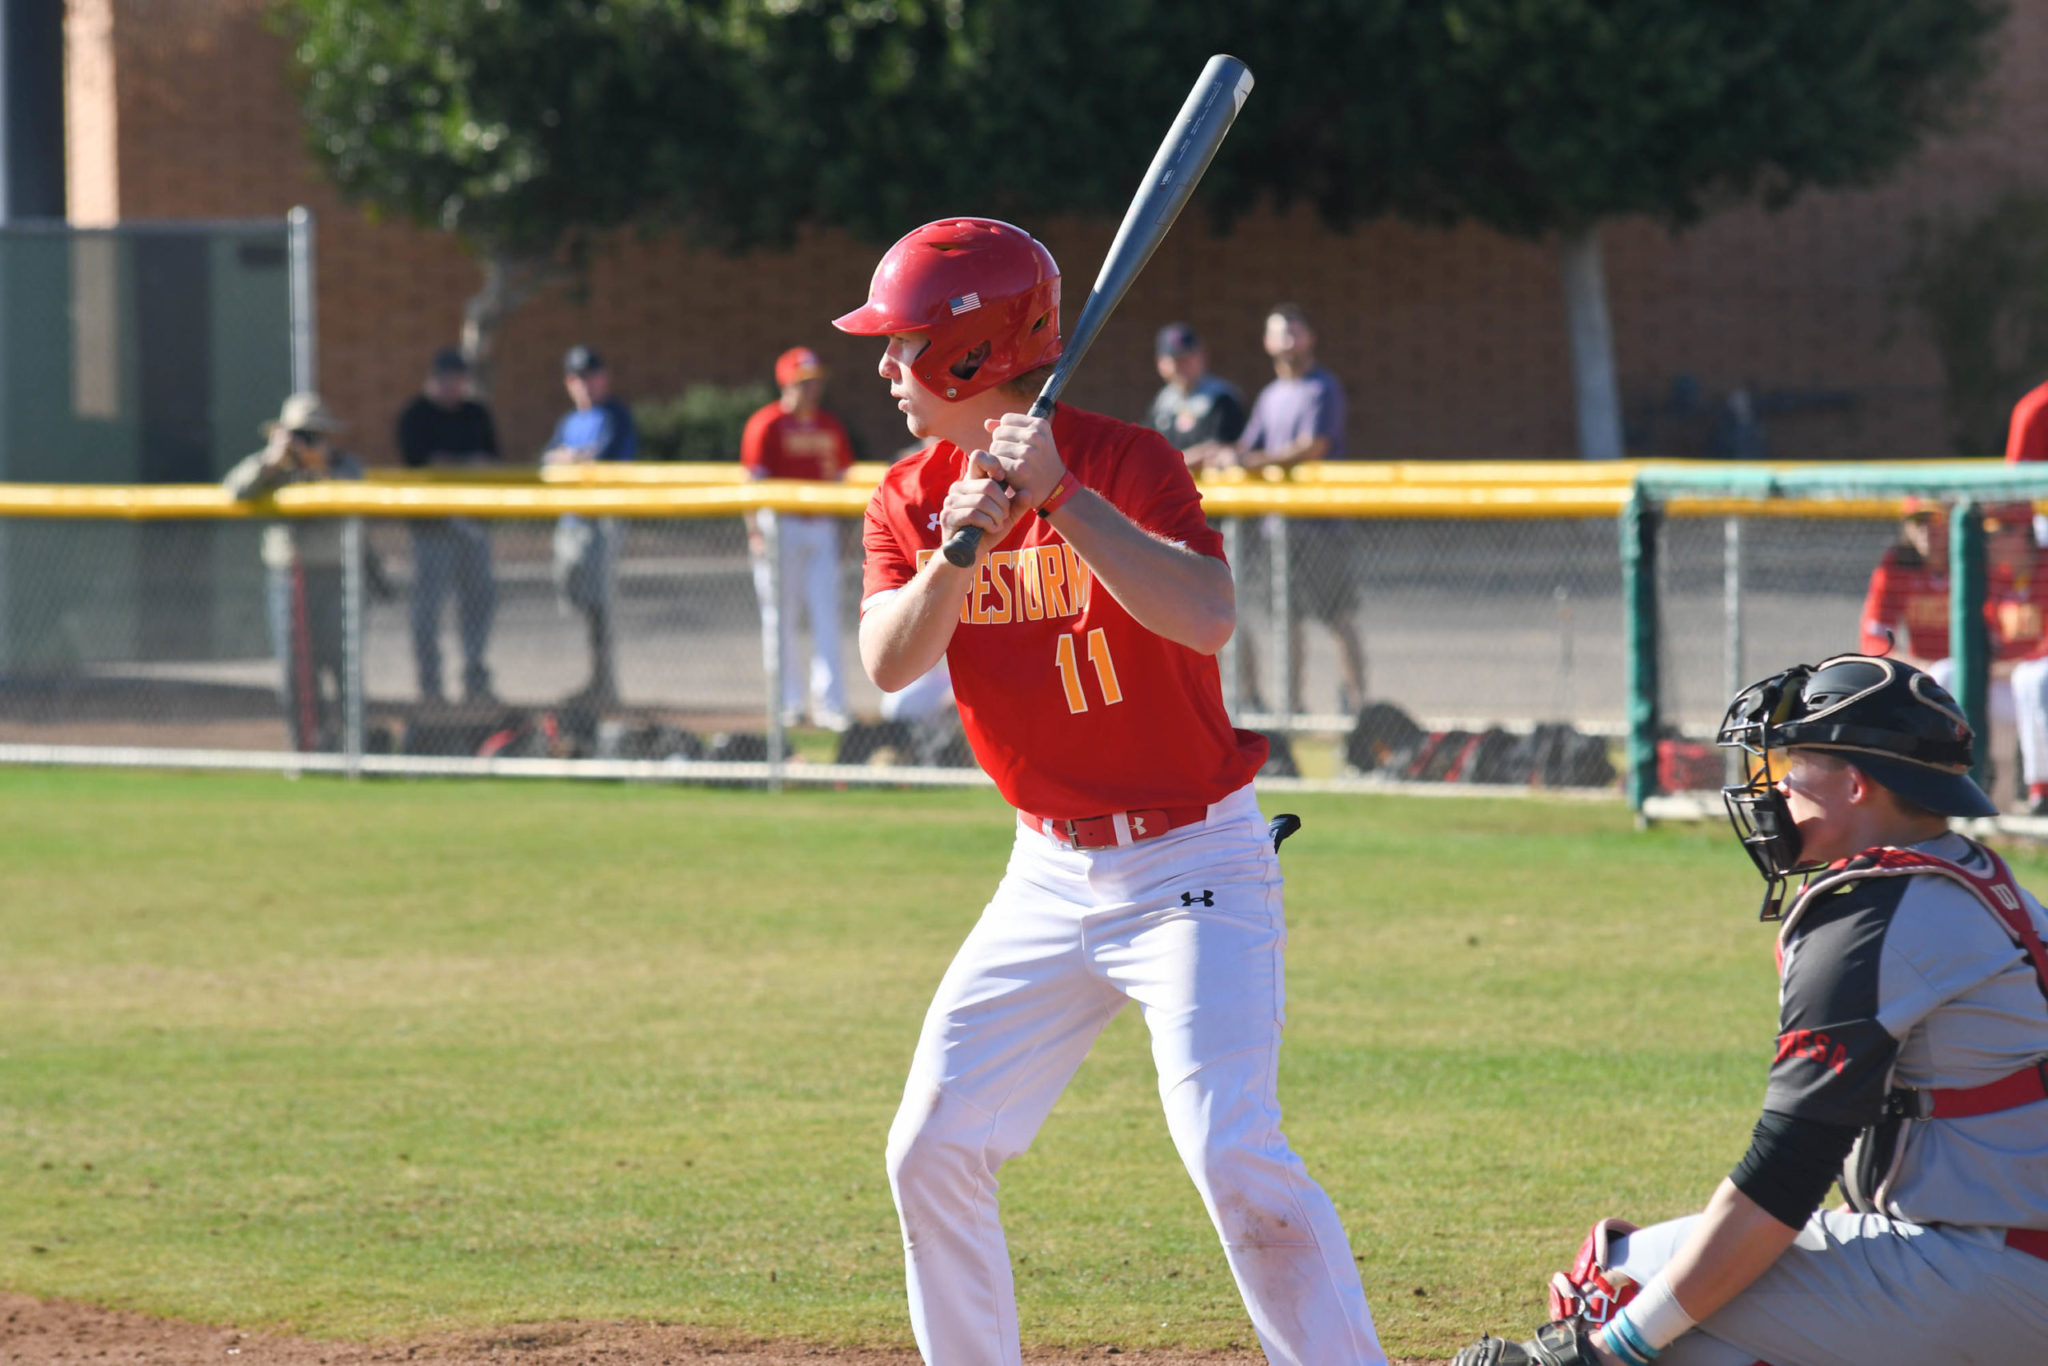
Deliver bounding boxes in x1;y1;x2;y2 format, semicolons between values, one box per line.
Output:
832;218;1062;402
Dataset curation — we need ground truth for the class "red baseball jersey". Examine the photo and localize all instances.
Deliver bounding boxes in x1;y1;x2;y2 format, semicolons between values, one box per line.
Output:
1860;547;1950;660
741;403;855;481
2007;380;2048;464
1989;549;2048;661
861;404;1266;818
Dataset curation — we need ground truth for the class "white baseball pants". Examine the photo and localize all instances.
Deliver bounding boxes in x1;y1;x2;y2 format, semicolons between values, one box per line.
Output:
1927;658;2034;781
880;659;953;723
885;784;1384;1366
2010;656;2048;786
1608;1209;2048;1366
752;512;847;724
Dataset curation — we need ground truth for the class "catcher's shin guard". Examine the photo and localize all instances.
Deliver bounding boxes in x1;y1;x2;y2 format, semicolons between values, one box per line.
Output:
1453;1319;1599;1366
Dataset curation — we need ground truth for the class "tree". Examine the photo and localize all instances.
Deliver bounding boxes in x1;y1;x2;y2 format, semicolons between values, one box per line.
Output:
709;0;1231;242
282;0;2006;455
1900;192;2048;454
720;0;2006;459
276;0;737;391
1219;0;2009;459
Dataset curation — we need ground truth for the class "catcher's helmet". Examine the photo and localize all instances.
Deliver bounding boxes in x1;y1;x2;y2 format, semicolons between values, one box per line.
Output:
832;218;1061;402
1716;654;1993;917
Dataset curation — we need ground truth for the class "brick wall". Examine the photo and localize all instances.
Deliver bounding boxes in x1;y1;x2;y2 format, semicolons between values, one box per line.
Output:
81;0;2048;466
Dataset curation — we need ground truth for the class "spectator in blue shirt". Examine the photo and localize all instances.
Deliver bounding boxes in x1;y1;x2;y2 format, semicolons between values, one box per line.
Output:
543;345;638;708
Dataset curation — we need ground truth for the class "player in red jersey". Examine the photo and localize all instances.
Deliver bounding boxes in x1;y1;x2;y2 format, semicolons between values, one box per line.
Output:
1859;501;1950;665
1869;503;2048;812
838;218;1384;1366
1979;507;2048;813
2005;378;2048;546
742;346;858;729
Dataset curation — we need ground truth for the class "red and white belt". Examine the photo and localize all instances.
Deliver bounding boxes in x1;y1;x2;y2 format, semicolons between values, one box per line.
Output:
1889;1059;2048;1120
2009;1227;2048;1262
1880;1064;2048;1265
1020;803;1210;850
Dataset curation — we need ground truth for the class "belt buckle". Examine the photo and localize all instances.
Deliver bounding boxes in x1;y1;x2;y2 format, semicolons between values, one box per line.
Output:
1060;815;1119;849
1884;1087;1930;1121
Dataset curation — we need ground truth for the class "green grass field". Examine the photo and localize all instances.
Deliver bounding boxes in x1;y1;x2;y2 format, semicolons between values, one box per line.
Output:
2;769;1995;1357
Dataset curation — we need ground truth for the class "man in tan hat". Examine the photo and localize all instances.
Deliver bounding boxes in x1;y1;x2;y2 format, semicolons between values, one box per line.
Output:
224;392;366;752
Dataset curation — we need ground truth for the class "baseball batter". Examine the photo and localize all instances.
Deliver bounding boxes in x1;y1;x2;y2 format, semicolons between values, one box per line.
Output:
1457;654;2048;1366
836;218;1383;1366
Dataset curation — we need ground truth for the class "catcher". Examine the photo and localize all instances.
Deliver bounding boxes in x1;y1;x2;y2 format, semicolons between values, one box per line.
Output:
1458;654;2048;1366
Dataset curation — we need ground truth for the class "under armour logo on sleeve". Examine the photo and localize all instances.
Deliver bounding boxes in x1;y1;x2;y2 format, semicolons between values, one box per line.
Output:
1181;890;1215;907
927;512;941;532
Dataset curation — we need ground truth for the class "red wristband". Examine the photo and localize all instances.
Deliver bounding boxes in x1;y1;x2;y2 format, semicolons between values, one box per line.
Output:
1036;471;1077;519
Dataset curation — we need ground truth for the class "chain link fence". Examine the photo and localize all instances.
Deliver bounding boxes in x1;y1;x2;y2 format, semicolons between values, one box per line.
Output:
0;500;1637;790
1646;512;1902;797
1627;461;2048;815
1655;513;1900;732
22;467;2048;807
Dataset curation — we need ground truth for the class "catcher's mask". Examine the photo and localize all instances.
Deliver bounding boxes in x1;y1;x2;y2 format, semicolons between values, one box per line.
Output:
1715;654;1993;919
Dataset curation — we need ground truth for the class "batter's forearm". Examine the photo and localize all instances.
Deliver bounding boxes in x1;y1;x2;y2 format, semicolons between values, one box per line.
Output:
1047;488;1234;654
861;560;970;691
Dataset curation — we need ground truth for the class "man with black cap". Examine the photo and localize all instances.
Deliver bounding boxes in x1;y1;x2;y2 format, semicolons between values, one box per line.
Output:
542;345;638;707
396;347;500;704
1145;322;1245;470
1455;654;2048;1366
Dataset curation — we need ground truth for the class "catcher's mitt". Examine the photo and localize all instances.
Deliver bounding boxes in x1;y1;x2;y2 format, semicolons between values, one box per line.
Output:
1452;1319;1599;1366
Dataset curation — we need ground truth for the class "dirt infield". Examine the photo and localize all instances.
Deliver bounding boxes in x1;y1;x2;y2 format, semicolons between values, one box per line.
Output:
0;1295;1442;1365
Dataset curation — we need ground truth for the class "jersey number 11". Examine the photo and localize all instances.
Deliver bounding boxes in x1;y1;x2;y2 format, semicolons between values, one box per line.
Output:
1055;629;1123;714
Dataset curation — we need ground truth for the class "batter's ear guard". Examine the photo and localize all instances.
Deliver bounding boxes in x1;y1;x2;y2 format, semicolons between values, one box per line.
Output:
1268;813;1301;851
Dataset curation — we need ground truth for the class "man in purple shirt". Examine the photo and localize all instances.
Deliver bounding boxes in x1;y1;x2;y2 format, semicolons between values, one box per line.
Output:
1231;304;1366;716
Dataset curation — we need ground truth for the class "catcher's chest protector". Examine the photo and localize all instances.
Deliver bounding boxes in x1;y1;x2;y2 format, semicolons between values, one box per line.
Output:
1782;842;2048;1215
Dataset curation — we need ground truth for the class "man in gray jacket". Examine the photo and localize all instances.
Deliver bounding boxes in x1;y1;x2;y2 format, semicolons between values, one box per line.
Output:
223;392;363;752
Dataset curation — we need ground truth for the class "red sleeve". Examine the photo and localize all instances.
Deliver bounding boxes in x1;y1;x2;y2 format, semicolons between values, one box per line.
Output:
1859;558;1902;656
1108;425;1226;559
740;405;778;475
861;477;917;604
2008;386;2048;463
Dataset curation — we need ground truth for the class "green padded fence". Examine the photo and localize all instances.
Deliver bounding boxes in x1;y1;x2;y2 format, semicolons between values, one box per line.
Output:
1626;463;2048;812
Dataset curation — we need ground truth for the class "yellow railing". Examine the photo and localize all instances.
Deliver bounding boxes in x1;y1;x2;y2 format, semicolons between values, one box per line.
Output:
0;459;1982;521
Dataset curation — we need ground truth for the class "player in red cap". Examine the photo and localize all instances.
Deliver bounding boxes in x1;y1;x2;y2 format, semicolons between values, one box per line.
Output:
741;346;858;730
838;218;1384;1366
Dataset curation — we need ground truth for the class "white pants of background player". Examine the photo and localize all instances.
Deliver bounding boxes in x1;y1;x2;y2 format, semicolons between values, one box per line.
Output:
751;512;847;726
1604;1209;2048;1365
885;783;1384;1366
1922;657;2048;784
879;659;952;722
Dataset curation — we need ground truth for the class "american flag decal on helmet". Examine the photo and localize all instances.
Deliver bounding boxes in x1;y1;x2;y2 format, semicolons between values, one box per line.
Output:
948;292;982;315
